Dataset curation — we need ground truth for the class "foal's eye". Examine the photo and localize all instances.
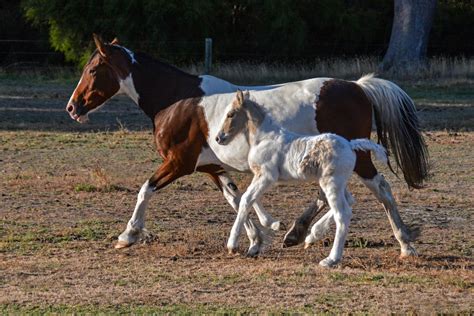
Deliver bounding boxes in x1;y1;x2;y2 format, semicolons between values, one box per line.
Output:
227;112;235;118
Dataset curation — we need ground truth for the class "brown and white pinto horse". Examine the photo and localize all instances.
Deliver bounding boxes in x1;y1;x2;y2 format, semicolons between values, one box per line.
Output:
66;35;428;257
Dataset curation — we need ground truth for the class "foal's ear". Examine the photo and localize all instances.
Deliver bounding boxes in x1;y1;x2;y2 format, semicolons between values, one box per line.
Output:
236;89;245;107
93;33;111;58
111;37;120;45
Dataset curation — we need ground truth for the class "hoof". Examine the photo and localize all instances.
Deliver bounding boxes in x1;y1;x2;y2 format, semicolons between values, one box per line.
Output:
270;221;282;231
282;221;307;248
246;244;261;257
228;248;239;255
400;245;418;258
319;257;338;268
114;240;132;249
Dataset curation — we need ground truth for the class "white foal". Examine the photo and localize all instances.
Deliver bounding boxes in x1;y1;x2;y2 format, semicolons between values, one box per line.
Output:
215;90;388;267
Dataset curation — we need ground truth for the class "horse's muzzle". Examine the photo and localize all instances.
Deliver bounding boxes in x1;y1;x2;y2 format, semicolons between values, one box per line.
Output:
66;102;88;122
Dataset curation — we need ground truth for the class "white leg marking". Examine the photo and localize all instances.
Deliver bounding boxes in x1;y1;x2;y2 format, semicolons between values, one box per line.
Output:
360;173;417;257
116;180;154;248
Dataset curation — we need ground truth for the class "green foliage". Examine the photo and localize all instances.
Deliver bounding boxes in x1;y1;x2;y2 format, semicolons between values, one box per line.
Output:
18;0;474;66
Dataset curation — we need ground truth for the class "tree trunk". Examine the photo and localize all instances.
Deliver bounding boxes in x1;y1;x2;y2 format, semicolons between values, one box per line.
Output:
380;0;437;73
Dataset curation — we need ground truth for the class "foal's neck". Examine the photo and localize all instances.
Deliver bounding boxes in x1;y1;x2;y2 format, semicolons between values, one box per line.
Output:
244;100;266;146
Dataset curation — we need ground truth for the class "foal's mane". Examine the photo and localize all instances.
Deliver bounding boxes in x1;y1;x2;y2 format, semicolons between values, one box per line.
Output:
242;97;266;131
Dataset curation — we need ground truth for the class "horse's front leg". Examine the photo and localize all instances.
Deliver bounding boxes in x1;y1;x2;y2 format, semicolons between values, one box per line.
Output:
115;160;185;249
227;174;275;254
204;171;273;257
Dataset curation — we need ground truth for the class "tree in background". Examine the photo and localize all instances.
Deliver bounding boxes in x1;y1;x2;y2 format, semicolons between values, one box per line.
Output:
381;0;438;72
15;0;474;68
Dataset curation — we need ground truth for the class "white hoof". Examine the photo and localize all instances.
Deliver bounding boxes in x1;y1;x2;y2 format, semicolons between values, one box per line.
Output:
304;233;316;248
270;221;281;231
114;240;132;249
319;257;339;268
400;245;418;258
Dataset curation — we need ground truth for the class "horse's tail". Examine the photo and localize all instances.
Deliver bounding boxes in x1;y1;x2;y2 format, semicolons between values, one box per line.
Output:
350;139;388;165
355;74;429;189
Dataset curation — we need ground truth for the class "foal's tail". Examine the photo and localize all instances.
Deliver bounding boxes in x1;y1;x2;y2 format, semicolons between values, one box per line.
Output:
355;74;429;189
350;139;388;165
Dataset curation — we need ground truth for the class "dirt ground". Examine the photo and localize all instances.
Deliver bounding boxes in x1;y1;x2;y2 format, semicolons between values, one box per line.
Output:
0;79;473;313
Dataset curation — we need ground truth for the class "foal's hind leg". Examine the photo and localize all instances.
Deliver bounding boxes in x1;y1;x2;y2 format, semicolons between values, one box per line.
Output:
318;181;352;268
304;189;353;247
355;153;418;257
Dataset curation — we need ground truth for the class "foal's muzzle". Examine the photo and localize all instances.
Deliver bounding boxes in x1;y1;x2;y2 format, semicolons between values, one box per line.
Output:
215;132;228;145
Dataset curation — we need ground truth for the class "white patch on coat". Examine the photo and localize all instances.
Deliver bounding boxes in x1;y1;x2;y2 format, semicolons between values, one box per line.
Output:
118;74;140;104
197;77;329;172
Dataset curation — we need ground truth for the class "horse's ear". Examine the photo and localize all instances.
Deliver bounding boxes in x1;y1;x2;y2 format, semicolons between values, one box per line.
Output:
93;33;110;57
243;90;250;100
111;37;120;45
236;90;244;107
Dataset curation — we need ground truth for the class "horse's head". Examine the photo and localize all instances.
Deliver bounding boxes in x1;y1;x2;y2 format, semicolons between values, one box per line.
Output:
66;34;136;123
215;90;251;145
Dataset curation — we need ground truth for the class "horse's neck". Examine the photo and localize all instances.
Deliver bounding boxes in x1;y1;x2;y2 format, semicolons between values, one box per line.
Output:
128;59;203;119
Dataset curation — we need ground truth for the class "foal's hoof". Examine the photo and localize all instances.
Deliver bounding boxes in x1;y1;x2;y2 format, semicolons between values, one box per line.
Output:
228;248;239;256
282;221;307;248
270;221;284;231
246;244;261;257
319;257;339;268
114;240;132;249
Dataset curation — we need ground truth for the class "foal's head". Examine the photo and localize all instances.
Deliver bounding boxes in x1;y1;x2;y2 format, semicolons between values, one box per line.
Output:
215;90;256;145
66;34;135;123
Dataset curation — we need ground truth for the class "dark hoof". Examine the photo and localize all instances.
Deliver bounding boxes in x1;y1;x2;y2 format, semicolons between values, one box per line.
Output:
282;221;307;248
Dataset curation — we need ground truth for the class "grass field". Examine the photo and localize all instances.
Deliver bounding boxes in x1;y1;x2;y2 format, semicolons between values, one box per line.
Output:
0;69;473;313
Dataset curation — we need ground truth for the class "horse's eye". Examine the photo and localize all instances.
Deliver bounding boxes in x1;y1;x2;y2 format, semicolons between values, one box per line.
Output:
227;112;235;118
89;69;96;75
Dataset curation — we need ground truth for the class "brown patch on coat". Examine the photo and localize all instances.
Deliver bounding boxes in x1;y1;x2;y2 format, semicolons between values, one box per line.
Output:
148;98;210;189
299;138;338;175
315;79;377;179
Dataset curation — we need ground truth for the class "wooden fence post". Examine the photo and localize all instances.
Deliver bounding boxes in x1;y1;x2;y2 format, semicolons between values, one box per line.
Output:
204;38;212;74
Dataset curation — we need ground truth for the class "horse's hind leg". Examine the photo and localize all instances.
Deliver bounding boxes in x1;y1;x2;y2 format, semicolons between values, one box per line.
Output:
115;160;186;249
283;188;327;247
355;152;418;257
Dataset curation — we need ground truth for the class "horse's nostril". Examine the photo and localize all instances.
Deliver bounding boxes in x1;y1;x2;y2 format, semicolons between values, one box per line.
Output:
67;105;74;113
215;136;220;143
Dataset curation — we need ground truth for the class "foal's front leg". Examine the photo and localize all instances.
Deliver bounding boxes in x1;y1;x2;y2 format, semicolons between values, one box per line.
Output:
227;174;275;254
